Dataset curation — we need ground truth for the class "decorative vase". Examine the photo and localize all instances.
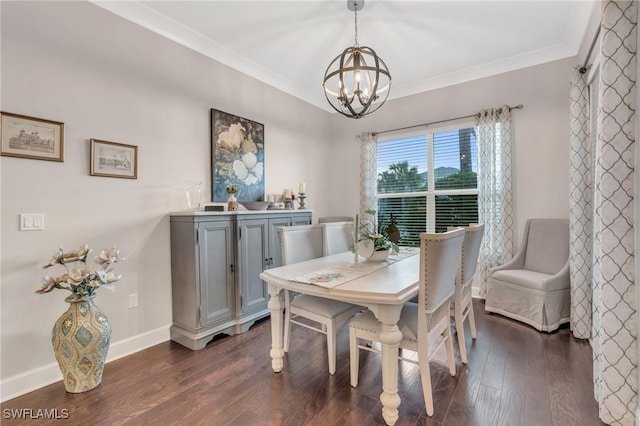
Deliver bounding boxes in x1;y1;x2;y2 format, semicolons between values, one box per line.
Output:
52;296;111;393
367;248;390;262
227;194;239;211
185;181;202;211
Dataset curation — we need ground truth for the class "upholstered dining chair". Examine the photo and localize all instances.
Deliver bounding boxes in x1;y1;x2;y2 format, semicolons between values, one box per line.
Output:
485;218;570;332
279;224;361;375
449;224;484;364
349;228;464;416
322;221;354;256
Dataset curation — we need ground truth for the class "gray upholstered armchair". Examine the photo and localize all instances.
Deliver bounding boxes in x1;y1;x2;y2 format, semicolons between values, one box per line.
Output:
484;218;570;332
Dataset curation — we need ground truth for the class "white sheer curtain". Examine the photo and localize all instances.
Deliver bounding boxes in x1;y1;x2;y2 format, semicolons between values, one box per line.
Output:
569;1;637;424
358;132;378;219
476;106;514;297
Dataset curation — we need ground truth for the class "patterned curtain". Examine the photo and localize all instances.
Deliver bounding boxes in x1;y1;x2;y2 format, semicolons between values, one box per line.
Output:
593;1;637;424
570;1;637;424
358;132;378;219
476;106;514;297
569;67;594;339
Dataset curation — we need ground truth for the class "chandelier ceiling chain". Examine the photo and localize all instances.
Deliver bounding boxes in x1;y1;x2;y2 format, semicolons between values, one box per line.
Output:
353;3;359;47
322;0;392;119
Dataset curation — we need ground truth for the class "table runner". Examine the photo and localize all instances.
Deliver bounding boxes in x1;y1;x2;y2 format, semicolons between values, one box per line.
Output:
292;248;418;289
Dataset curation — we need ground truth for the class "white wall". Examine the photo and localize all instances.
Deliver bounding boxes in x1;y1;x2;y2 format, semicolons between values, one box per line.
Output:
0;1;333;400
326;57;574;250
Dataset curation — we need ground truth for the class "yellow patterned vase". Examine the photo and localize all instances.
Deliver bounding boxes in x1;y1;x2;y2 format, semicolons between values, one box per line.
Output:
52;296;111;393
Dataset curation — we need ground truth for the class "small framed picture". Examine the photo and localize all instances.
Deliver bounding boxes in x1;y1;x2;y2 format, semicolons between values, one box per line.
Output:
1;111;64;162
90;139;138;179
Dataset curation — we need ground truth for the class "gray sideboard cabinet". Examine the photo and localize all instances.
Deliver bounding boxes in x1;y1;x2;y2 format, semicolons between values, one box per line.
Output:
170;210;312;350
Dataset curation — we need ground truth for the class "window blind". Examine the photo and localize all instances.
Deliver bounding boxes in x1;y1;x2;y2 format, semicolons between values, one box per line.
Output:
376;126;478;244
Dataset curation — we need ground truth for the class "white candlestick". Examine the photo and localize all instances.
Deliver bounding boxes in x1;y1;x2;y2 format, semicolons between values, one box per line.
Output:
353;214;359;263
299;182;306;193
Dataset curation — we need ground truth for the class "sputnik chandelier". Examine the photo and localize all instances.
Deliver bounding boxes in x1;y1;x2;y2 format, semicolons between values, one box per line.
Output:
322;0;391;119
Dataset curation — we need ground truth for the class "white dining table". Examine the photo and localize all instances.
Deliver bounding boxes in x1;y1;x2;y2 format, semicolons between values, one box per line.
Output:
259;250;420;426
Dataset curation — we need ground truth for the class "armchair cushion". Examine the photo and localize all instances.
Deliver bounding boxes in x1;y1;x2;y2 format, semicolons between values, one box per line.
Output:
491;269;555;291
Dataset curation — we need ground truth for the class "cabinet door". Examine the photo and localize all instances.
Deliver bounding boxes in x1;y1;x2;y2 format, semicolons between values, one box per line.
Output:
238;218;269;315
268;216;292;269
198;220;235;327
292;213;312;226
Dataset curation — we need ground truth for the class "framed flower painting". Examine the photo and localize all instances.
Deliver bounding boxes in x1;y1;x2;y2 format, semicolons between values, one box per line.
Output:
210;109;265;202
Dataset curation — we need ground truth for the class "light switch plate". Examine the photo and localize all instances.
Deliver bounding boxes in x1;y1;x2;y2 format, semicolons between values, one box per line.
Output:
20;213;44;231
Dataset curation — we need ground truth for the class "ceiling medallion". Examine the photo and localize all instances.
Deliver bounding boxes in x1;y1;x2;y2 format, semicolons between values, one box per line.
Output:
322;0;391;119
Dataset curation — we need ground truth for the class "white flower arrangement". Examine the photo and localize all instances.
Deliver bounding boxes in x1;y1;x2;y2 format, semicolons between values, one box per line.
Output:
36;245;125;302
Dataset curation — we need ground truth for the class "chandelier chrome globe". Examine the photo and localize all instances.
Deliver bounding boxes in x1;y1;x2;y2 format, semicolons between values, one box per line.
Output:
323;0;391;119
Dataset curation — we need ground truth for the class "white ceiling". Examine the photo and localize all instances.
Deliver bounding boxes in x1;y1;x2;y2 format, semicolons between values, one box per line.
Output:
92;0;596;113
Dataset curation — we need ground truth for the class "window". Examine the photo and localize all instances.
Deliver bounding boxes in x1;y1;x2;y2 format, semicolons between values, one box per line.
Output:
376;122;478;246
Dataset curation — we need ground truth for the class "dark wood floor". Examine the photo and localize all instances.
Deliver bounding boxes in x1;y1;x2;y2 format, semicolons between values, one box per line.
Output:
2;300;603;425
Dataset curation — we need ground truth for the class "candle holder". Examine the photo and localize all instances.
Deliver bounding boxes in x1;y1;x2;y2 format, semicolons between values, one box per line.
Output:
353;214;359;263
298;193;306;209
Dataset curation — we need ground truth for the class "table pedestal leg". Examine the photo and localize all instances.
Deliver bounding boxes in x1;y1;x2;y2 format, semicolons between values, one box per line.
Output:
374;305;403;426
268;284;284;372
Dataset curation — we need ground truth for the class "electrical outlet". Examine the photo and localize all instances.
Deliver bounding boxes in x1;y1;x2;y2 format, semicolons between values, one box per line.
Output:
129;293;138;308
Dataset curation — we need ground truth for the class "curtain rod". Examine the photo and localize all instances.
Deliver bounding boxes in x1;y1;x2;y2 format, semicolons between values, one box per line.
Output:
372;104;524;137
579;26;601;74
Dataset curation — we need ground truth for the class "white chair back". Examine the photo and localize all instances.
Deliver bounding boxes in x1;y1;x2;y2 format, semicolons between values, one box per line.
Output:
318;216;353;224
279;224;324;265
419;228;464;314
322;221;354;256
461;224;484;285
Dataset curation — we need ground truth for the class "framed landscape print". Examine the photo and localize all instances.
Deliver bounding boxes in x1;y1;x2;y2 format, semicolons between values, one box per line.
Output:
90;139;138;179
211;109;264;202
0;111;64;161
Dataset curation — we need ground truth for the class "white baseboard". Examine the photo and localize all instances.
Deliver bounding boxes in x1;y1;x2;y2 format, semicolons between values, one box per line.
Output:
105;324;171;364
0;324;170;403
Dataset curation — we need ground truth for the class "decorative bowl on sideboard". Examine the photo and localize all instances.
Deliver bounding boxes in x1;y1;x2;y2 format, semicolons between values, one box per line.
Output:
239;201;271;211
